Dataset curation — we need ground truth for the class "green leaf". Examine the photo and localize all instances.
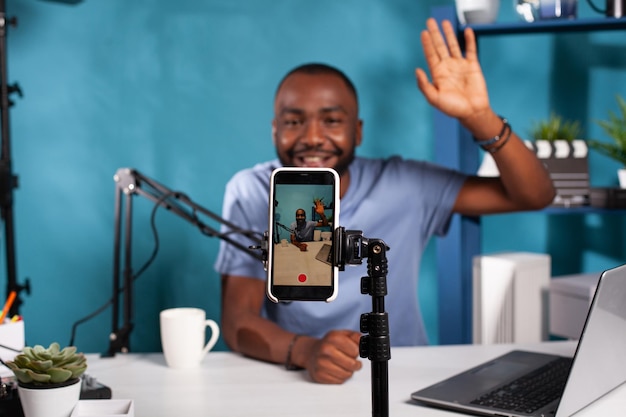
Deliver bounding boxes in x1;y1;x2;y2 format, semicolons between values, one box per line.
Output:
11;369;34;384
48;368;73;384
28;360;53;372
25;369;51;383
67;363;88;379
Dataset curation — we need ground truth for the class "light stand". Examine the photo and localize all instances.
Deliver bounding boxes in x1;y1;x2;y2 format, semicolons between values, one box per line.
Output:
106;167;264;357
336;228;391;417
0;0;29;317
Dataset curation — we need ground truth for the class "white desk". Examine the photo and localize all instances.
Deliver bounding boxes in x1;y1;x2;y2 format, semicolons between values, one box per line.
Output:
272;240;332;285
87;342;625;417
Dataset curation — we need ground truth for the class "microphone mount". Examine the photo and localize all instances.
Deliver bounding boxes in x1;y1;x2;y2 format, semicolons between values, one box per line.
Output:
106;167;266;357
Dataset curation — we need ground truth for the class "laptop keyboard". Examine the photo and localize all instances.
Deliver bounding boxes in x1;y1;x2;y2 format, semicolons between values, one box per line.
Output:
470;357;572;414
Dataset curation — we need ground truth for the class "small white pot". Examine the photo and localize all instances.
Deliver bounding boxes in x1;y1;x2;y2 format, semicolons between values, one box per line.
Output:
18;378;81;417
618;169;626;189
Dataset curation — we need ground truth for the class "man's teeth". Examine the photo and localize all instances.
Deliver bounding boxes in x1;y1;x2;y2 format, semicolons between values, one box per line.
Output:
302;156;324;163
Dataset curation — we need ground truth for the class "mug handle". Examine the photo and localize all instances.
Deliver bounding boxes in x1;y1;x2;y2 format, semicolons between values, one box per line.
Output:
201;319;220;358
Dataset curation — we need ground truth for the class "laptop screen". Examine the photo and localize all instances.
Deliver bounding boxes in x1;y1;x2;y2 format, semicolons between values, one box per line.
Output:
556;264;626;416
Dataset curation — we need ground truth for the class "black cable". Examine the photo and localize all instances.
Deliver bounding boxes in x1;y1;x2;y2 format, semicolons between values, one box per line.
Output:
0;343;20;353
586;0;606;14
180;196;264;243
68;184;263;348
67;192;172;347
202;227;264;241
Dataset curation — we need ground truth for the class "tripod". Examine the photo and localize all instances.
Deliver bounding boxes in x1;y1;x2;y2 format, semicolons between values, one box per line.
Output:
336;228;391;417
0;0;28;317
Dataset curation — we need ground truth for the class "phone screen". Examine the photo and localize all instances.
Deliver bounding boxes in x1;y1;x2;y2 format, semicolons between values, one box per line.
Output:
267;167;340;302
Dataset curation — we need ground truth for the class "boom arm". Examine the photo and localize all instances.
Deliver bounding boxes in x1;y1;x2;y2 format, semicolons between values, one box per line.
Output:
106;167;265;356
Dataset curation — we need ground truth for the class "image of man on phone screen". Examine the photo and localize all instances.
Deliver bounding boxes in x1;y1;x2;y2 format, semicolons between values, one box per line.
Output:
290;200;328;251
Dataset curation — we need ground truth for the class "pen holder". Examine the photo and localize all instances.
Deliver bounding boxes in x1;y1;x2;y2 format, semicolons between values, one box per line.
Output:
0;319;25;361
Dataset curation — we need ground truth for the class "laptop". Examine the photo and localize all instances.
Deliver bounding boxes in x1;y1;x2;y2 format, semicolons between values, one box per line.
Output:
411;263;626;417
315;243;333;265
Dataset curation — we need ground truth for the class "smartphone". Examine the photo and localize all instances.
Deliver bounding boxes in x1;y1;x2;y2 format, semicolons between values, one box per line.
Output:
266;167;340;303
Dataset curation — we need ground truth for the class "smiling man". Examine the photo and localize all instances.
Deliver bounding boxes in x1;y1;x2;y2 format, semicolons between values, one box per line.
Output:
215;18;555;385
272;68;361;198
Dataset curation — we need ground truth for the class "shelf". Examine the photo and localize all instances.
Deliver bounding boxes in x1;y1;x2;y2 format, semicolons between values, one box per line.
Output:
463;17;626;36
543;206;626;214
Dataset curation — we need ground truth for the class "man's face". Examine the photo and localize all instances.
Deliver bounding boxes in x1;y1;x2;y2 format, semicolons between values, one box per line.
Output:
295;209;306;227
272;73;362;176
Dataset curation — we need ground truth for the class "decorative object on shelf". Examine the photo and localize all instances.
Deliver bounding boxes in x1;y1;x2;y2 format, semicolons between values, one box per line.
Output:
528;113;589;207
515;0;540;21
514;0;577;21
589;187;626;208
606;0;625;17
586;0;625;18
455;0;500;24
477;138;590;208
539;0;578;19
586;95;626;188
6;342;88;417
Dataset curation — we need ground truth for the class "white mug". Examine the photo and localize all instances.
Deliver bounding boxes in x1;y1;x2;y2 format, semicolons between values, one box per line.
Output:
159;307;220;369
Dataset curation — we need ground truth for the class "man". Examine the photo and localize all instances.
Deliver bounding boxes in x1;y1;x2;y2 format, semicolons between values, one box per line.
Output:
215;18;555;384
290;200;328;251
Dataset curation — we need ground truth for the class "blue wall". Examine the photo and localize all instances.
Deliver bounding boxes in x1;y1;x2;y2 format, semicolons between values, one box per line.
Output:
4;0;625;353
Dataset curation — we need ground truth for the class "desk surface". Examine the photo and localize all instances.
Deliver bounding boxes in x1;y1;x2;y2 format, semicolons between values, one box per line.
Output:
87;342;625;417
272;240;332;285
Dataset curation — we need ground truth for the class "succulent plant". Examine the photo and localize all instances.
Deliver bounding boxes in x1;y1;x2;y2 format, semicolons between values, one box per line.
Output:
6;342;87;385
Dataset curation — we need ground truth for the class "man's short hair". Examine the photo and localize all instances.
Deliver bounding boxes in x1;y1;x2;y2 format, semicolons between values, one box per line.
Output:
275;63;358;104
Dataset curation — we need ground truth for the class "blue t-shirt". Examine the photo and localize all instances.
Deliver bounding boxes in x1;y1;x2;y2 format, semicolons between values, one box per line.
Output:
214;156;466;346
290;220;318;242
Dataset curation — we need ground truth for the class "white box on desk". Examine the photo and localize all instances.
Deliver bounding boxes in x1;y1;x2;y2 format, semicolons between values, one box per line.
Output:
472;252;551;344
71;399;134;417
549;272;599;340
0;319;25;362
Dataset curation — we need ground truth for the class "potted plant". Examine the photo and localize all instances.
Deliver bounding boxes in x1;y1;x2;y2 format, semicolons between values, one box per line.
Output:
529;112;582;141
528;113;589;207
586;95;626;188
6;342;87;417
